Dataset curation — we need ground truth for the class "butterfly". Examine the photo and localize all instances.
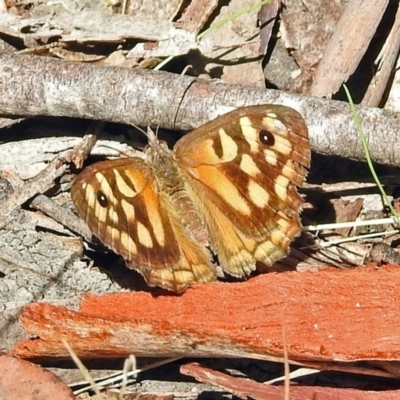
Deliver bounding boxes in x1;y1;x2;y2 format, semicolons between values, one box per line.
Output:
71;105;310;292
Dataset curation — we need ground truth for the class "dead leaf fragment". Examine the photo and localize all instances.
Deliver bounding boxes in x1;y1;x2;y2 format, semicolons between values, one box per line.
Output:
329;198;363;236
281;0;342;71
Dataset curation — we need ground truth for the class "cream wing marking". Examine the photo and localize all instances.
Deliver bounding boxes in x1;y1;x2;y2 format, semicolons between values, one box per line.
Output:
218;128;238;161
240;154;261;177
248;179;270;208
240;116;259;153
114;170;137;197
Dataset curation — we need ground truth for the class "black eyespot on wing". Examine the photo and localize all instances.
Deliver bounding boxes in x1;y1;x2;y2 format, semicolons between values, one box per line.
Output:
97;191;108;207
259;130;275;146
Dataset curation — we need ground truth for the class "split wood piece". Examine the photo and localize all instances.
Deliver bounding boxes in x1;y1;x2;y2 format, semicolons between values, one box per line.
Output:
362;3;400;106
12;265;400;368
2;54;400;166
309;0;389;98
176;0;219;34
181;362;400;400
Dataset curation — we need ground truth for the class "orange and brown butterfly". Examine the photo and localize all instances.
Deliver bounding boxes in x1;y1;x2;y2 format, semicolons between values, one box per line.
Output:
71;105;310;293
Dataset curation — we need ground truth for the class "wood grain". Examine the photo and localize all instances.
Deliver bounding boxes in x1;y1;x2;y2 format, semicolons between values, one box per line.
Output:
310;0;389;97
12;264;400;367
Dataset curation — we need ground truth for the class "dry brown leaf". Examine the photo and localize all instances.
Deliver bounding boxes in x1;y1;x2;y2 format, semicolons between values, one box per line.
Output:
328;198;363;236
258;0;280;55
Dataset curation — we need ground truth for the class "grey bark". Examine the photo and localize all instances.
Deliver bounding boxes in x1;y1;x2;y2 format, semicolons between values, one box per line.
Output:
0;53;399;166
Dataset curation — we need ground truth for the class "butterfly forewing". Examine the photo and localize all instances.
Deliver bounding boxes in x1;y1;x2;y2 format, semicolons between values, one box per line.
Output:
71;157;216;292
174;105;310;277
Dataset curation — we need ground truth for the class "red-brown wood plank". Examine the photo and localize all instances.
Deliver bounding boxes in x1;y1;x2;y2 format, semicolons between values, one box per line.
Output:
12;265;400;362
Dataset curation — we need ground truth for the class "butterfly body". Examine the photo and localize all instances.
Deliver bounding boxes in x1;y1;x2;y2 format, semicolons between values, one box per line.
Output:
71;105;310;292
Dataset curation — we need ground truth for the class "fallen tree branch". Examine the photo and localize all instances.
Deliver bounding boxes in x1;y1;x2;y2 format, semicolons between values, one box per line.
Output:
0;53;400;166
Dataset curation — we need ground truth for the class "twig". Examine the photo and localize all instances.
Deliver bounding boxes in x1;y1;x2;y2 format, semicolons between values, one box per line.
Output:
65;125;101;169
30;195;92;241
0;157;66;229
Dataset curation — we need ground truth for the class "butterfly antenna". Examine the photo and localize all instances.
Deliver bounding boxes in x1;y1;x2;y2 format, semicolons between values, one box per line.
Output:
130;123;148;138
128;123;159;154
146;126;160;145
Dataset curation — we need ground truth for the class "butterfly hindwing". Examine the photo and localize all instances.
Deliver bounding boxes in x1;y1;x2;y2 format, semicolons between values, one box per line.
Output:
174;105;310;277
